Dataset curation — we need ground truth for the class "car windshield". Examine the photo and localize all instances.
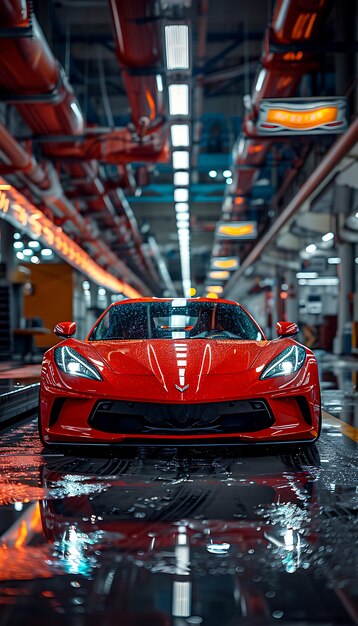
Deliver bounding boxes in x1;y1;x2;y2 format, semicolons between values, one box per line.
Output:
89;300;264;341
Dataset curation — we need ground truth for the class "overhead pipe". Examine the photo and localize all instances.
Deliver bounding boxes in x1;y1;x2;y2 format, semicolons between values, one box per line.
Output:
41;125;169;164
62;161;161;287
0;1;84;147
211;0;333;263
225;117;358;298
0;124;50;191
0;0;159;292
0;126;148;292
192;0;209;171
109;0;165;136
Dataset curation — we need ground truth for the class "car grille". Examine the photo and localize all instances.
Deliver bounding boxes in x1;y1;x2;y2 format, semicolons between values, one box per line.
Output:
88;399;274;435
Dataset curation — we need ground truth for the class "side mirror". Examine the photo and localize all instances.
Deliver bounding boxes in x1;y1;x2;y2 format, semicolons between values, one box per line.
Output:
276;321;298;338
54;321;76;338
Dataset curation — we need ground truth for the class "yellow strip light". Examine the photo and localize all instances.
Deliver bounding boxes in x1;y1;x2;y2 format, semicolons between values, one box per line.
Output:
0;182;141;298
208;285;223;294
267;106;338;130
217;223;255;238
209;270;230;280
211;258;238;270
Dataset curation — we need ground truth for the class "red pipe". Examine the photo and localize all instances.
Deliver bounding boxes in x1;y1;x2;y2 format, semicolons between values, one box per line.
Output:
225;117;358;296
0;2;84;141
272;0;332;43
109;0;165;134
0;123;149;293
0;124;50;190
213;0;332;255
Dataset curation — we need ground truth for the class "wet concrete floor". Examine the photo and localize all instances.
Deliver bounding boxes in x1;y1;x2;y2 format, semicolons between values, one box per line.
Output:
0;364;357;625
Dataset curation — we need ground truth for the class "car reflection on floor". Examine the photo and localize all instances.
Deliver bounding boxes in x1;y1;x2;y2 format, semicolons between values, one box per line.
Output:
0;440;356;626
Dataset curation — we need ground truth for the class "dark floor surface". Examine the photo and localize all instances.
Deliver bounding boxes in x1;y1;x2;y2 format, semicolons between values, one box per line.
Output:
0;356;356;626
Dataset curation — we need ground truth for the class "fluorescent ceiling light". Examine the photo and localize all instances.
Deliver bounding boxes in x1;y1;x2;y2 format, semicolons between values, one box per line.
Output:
174;188;189;202
171;124;189;147
296;272;318;279
174;172;189;186
305;244;317;253
298;278;339;286
41;248;53;256
165;25;189;71
28;240;40;249
156;74;163;92
169;84;189;116
177;213;189;222
226;177;233;185
223;170;232;178
176;202;189;213
208;170;217;178
327;257;341;264
322;232;334;242
173;151;189;169
255;68;267;92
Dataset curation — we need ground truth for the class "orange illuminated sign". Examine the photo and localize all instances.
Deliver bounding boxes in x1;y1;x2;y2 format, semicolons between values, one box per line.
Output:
211;257;239;271
208;285;223;294
0;181;141;298
209;270;230;280
267;107;337;129
258;98;347;135
216;221;257;240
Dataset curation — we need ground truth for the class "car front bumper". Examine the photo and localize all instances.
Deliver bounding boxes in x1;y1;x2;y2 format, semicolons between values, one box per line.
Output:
40;382;321;445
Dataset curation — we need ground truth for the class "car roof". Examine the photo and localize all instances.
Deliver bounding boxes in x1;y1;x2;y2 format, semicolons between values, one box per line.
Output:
110;297;240;307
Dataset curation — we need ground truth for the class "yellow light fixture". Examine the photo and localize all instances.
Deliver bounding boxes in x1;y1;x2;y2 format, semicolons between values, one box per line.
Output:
189;287;197;296
211;257;239;270
209;270;230;280
208;285;223;294
206;292;219;299
217;222;256;239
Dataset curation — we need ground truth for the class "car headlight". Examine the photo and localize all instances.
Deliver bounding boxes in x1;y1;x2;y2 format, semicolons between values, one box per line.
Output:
260;345;306;380
54;346;102;380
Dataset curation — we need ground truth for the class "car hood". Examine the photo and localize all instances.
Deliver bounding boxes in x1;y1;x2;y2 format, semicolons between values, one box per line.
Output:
90;339;268;390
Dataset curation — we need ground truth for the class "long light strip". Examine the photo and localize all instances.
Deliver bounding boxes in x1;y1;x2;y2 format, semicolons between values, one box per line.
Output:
169;84;189;115
165;25;189;70
0;182;141;297
298;277;339;286
165;23;191;297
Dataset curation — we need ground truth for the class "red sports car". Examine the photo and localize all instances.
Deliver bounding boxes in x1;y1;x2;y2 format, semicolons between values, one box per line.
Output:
39;297;321;447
